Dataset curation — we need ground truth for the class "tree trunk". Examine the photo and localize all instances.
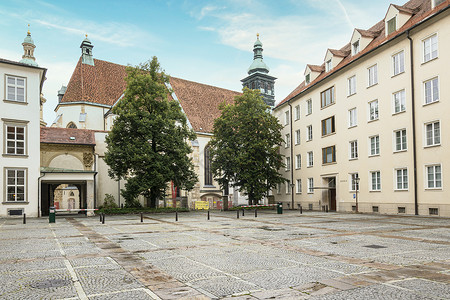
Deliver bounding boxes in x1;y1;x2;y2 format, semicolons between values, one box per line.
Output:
148;187;158;208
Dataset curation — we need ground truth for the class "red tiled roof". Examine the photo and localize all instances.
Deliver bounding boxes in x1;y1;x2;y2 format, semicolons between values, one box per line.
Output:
277;0;448;109
61;58;240;133
40;127;95;145
306;64;325;73
329;48;351;57
356;29;381;38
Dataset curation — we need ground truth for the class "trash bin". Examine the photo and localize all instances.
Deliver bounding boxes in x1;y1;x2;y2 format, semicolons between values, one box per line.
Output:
277;202;283;214
49;206;56;223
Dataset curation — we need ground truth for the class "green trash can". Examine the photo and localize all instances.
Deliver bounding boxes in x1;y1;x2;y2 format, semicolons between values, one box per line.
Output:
277;202;283;214
49;206;56;223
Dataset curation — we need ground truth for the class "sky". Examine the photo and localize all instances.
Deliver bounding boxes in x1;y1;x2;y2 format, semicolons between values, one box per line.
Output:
0;0;404;125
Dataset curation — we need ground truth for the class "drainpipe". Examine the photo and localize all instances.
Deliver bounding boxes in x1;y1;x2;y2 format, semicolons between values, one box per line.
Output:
37;172;45;218
407;30;419;216
288;103;294;209
94;154;98;208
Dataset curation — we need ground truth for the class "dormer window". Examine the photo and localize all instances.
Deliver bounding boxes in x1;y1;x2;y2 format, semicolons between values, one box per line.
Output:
305;74;310;85
387;17;397;35
325;59;332;72
352;40;360;55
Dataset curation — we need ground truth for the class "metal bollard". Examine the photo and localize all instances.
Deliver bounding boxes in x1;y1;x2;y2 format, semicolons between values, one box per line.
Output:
207;210;210;220
300;205;303;214
326;205;329;213
141;212;143;223
237;210;239;219
102;214;105;224
255;209;257;218
176;211;178;221
287;203;290;210
242;209;245;216
23;213;26;224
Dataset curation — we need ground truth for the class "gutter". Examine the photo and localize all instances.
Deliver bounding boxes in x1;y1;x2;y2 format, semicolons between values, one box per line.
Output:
288;103;294;209
407;30;419;216
37;173;46;218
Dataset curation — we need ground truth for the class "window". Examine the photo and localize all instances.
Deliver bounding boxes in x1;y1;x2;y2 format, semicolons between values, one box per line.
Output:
284;110;290;125
6;75;26;102
368;64;378;87
306;99;312;115
369;100;379;121
322;146;336;164
370;135;380;156
350;173;359;191
295;154;301;169
395;129;407;151
308;178;314;193
348;76;356;96
372;206;379;213
393;90;406;114
321;116;335;136
296;179;302;194
424;77;439;104
349;140;358;159
387;17;396;35
5;124;26;155
305;74;311;85
307;151;313;167
67;122;77;129
325;59;332;72
393;51;404;75
425;121;440;146
307;125;313;141
5;168;26;202
429;208;439;215
396;168;408;190
295;129;301;145
321;86;335;108
204;146;213;185
370;171;381;191
285;157;291;171
352;40;360;55
426;165;442;189
294;105;300;121
423;34;438;62
285;133;290;148
398;207;406;213
348;108;357;127
286;180;291;194
277;183;281;194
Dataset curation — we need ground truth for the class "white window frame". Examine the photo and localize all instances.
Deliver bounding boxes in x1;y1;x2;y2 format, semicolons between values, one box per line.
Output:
426;164;442;189
4;123;27;156
286;180;291;194
285;133;290;148
349;173;359;191
423;33;438;63
295;129;301;145
393;89;406;114
5;168;27;202
307;151;313;167
368;64;378;87
369;100;379;121
5;75;27;103
325;59;332;72
348;108;357;128
392;51;405;76
285;157;291;171
276;183;281;194
296;179;302;194
352;40;360;55
349;140;358;160
307;178;314;194
370;171;381;191
425;121;440;147
395;168;408;190
321;86;335;108
348;75;356;96
306;99;312;115
295;154;301;169
306;125;313;141
424;77;439;105
387;16;397;35
369;135;380;156
294;105;300;121
394;129;407;152
284;110;290;125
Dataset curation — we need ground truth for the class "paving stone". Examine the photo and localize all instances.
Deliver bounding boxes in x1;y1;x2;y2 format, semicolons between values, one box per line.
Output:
389;278;450;298
190;276;259;298
88;289;157;300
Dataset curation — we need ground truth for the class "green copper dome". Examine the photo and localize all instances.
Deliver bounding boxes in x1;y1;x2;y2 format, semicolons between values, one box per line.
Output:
23;32;34;45
248;34;269;74
19;58;38;66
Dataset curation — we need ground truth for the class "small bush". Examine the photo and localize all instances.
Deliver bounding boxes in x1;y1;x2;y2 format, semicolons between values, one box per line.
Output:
100;194;118;209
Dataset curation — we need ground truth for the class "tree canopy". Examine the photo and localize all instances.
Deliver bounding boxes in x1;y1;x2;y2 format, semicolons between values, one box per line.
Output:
209;88;285;205
104;57;197;207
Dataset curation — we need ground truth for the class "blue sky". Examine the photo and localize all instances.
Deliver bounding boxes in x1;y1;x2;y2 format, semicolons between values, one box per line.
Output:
0;0;403;124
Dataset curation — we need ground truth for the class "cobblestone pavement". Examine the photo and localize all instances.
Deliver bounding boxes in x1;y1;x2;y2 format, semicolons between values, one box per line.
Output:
0;210;449;299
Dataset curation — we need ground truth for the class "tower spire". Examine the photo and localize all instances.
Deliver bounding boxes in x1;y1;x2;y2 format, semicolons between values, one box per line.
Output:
19;24;38;66
80;34;94;66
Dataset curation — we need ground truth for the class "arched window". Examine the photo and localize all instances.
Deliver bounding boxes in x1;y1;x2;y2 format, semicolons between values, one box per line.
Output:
69;191;74;196
67;122;77;129
204;146;213;186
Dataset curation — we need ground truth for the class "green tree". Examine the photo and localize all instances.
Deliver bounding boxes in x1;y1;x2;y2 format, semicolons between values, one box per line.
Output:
104;57;197;208
209;88;285;205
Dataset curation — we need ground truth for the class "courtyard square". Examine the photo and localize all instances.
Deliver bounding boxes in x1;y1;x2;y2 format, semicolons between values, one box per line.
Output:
0;210;449;299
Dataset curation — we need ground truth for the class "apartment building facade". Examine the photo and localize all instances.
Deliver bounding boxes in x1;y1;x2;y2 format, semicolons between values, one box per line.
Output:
274;0;450;216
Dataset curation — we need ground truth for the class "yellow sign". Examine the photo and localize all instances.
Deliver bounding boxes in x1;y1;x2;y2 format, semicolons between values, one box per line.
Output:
195;201;209;210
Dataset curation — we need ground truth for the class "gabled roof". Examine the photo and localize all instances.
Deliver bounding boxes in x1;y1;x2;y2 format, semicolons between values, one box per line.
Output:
61;58;241;133
276;0;448;109
306;64;325;73
40;127;96;145
356;29;381;38
328;48;351;57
